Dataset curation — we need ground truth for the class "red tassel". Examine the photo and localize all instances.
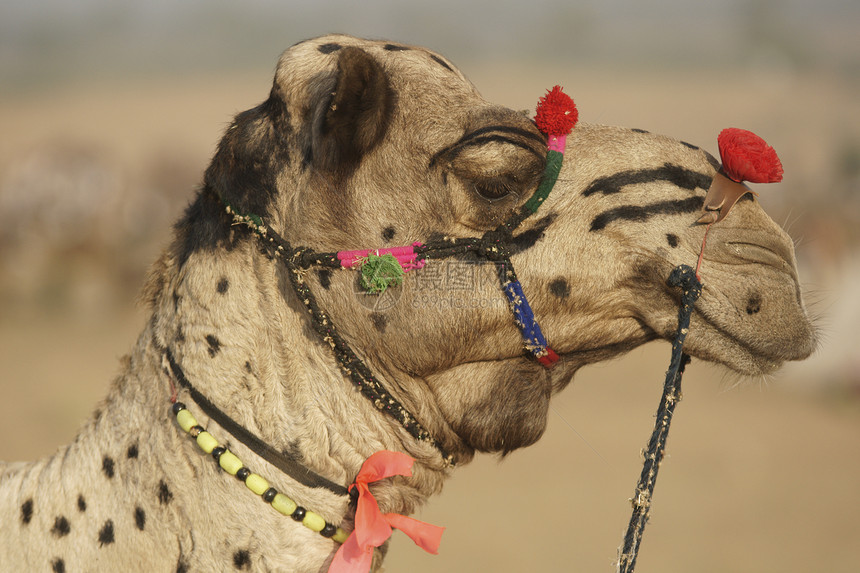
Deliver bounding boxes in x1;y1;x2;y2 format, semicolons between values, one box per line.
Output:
537;348;560;368
717;128;783;184
534;86;578;137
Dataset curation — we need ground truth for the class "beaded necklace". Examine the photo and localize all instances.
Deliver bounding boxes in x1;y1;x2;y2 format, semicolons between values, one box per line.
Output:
170;400;350;542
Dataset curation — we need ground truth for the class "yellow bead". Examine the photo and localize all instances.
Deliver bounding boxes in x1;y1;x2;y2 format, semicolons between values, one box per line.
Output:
245;473;269;496
271;493;297;517
218;450;243;475
195;431;218;453
332;528;350;544
302;511;326;533
176;409;197;433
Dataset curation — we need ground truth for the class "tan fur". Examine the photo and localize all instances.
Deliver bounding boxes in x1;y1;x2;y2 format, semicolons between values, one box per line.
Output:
0;34;815;572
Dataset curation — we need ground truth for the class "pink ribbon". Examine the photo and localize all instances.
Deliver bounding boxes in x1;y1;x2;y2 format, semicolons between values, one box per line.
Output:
328;451;444;573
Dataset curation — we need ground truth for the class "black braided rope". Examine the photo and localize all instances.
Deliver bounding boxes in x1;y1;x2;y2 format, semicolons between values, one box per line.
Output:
617;264;702;573
228;208;454;463
223;199;539;466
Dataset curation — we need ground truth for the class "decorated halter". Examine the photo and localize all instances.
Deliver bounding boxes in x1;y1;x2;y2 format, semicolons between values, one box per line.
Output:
162;83;785;573
223;85;577;464
160;87;575;573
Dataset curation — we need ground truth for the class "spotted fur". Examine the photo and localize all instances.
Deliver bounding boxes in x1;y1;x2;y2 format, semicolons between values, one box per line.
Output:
0;34;814;572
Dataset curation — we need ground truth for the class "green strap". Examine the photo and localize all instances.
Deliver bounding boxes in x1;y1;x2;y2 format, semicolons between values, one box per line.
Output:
523;149;563;214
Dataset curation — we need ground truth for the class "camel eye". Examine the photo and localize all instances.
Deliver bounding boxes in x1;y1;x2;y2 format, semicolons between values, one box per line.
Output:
473;176;517;201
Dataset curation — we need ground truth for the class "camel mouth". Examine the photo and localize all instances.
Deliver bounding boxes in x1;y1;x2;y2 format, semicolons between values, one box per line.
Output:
687;306;817;375
663;221;815;375
679;272;817;376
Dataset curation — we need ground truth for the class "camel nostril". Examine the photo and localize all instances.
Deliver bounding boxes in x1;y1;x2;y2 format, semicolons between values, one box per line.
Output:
746;293;762;315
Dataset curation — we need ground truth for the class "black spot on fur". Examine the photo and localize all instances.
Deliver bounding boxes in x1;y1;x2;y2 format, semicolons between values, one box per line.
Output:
666;233;680;248
51;516;71;537
77;495;87;512
384;44;409;51
98;520;115;546
21;498;33;525
217;277;230;294
382;226;396;242
176;560;189;573
206;335;221;357
158;480;173;505
176;327;185;343
590;196;704;232
318;42;342;54
102;456;115;478
233;549;252;570
318;269;332;290
681;140;699;150
746;293;762;315
127;443;139;459
370;312;388;334
632;128;649;134
134;506;146;531
509;214;556;255
51;558;65;573
430;54;454;72
245;361;253;374
548;278;570;299
173;291;181;312
583;164;712;197
283;440;304;462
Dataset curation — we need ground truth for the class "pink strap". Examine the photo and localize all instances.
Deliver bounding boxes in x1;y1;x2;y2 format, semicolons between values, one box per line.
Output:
337;242;426;271
327;451;444;573
547;134;567;153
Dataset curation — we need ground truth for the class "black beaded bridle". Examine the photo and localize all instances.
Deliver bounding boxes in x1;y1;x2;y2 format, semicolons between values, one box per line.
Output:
220;125;568;465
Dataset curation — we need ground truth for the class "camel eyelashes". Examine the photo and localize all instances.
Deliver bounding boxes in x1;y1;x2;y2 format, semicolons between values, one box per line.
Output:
473;177;519;201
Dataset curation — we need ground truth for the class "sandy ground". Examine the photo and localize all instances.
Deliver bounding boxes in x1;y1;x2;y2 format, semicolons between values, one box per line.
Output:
1;66;859;571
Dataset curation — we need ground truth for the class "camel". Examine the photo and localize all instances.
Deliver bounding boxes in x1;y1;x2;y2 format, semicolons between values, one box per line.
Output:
0;34;816;572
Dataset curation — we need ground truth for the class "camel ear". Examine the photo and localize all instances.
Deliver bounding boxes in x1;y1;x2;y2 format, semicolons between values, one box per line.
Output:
313;47;393;174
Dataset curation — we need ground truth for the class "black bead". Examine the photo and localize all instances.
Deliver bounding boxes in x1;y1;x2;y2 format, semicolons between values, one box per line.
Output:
291;507;306;522
189;425;204;438
320;523;337;538
172;402;186;415
262;488;277;503
235;467;251;482
211;446;226;461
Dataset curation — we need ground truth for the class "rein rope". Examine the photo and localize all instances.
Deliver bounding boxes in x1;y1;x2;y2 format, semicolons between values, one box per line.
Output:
615;127;781;572
617;265;702;572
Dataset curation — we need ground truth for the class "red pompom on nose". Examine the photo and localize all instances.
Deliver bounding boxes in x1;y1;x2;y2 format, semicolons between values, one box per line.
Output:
717;128;784;184
534;86;578;137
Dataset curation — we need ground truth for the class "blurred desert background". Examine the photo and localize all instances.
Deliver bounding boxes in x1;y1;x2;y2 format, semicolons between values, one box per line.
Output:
1;1;859;571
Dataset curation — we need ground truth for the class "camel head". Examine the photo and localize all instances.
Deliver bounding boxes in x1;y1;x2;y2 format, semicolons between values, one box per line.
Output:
181;34;816;459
